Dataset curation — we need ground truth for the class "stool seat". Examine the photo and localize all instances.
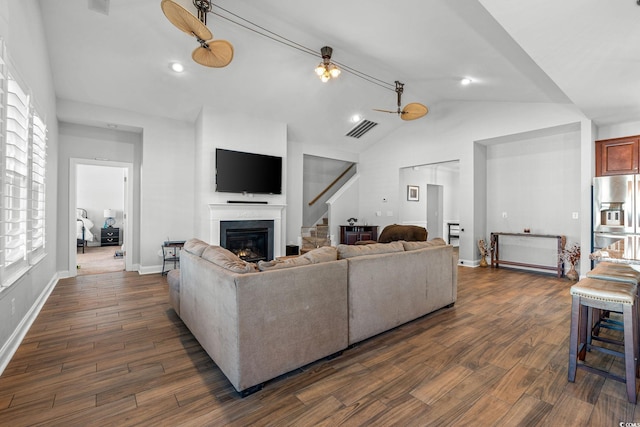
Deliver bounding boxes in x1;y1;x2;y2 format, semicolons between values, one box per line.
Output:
570;278;637;305
587;262;640;285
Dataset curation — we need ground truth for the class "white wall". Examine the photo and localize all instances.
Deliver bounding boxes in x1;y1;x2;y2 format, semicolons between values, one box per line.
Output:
56;101;195;274
58;121;138;269
327;174;360;246
194;108;287;244
597;120;640;141
485;128;581;272
0;0;59;372
358;100;592;267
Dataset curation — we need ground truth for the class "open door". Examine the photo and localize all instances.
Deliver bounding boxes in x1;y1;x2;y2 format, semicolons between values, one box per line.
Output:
427;184;443;239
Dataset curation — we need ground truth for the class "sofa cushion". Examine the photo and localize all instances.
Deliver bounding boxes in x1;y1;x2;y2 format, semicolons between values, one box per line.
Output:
337;241;404;259
184;238;210;257
402;238;447;251
202;246;258;273
257;246;338;271
378;224;428;243
303;246;338;263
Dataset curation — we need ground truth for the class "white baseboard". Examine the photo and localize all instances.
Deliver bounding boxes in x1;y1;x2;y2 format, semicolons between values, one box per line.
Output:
138;264;163;275
458;258;481;267
0;273;60;376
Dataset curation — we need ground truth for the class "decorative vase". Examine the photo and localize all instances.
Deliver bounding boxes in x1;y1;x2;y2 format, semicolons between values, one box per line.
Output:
566;264;579;281
479;256;488;267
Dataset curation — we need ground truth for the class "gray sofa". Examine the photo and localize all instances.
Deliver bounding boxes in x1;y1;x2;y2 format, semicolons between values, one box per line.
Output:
177;237;457;395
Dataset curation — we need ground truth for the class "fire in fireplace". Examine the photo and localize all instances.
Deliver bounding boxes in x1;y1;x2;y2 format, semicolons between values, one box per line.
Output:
220;220;274;262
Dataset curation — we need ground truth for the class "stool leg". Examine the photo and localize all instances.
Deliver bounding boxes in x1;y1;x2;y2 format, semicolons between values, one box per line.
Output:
578;303;588;361
569;295;581;382
623;304;637;404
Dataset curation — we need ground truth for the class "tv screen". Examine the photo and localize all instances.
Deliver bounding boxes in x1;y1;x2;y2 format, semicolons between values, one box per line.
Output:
215;148;282;194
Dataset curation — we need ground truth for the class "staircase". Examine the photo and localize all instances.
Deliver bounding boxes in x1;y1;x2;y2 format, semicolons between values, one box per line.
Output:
301;217;330;254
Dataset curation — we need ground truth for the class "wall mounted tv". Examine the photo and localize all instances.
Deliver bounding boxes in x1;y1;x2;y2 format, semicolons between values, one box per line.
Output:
215;148;282;195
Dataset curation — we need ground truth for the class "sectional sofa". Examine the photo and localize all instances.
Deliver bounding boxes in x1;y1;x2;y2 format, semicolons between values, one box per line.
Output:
177;237;457;395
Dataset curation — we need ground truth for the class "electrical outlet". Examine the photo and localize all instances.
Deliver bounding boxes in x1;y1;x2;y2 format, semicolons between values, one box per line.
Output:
386;211;393;217
502;212;508;219
572;212;579;219
11;298;15;316
375;211;382;217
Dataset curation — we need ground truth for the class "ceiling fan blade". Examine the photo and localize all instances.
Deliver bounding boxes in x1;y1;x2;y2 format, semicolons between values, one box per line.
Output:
192;40;234;68
400;103;429;121
372;108;398;114
161;0;213;42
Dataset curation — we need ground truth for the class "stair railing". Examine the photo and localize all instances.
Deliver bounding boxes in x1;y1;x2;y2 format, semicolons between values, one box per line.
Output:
308;163;355;206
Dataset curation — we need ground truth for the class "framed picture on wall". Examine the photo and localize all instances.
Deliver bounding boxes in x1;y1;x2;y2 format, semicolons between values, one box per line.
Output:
407;185;419;201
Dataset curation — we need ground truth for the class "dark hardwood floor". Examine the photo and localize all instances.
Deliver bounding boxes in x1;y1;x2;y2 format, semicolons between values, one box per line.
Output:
0;266;636;426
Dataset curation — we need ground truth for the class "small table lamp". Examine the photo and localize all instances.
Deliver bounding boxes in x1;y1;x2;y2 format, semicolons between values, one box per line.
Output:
104;209;115;228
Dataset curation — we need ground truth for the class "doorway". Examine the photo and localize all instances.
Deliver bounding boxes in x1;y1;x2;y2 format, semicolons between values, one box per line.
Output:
399;160;460;245
69;158;134;276
427;184;444;239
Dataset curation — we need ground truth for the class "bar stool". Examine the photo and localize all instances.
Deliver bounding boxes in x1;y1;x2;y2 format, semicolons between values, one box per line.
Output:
587;262;640;339
568;277;639;403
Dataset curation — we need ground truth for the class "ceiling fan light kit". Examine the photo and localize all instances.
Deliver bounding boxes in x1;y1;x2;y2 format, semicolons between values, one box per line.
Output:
161;0;233;68
315;46;340;82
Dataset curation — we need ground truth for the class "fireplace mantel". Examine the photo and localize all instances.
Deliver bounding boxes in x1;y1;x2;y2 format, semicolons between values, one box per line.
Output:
209;203;286;257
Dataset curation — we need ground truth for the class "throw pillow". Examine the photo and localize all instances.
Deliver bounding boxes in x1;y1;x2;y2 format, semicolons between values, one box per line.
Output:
184;238;210;257
337;241;404;259
402;238;446;251
202;246;258;273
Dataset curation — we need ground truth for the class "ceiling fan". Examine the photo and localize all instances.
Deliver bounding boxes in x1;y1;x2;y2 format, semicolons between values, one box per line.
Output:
161;0;234;68
373;81;428;121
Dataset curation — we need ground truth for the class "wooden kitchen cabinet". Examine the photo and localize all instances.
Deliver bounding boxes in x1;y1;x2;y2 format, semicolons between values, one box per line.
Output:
596;136;640;176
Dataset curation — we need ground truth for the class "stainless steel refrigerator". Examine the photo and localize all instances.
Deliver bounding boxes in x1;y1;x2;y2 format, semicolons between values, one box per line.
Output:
593;175;640;260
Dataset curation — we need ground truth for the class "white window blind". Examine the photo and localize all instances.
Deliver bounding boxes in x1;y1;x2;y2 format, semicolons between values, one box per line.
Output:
30;113;46;256
4;75;29;275
0;39;47;289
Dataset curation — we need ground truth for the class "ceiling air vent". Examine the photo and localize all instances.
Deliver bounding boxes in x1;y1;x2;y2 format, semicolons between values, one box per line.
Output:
346;119;378;139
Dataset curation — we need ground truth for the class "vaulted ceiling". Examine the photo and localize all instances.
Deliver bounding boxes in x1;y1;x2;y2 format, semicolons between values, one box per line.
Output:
38;0;640;152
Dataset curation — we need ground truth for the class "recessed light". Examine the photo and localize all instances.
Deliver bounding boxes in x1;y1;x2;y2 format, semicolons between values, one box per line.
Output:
351;114;362;123
170;62;184;73
461;78;472;85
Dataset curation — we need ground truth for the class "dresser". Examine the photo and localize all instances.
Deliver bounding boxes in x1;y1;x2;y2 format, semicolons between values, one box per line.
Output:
101;227;120;246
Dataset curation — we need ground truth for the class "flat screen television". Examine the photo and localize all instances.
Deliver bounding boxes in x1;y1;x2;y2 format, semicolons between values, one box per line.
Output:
215;148;282;194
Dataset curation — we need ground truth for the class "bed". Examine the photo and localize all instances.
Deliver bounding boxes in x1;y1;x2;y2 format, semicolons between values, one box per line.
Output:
76;208;95;253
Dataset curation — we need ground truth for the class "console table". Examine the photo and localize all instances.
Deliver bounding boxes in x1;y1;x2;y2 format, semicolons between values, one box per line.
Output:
490;232;566;277
339;225;378;245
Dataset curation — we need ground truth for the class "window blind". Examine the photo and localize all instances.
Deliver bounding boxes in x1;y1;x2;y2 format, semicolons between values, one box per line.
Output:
30;113;46;256
0;39;48;289
4;76;29;274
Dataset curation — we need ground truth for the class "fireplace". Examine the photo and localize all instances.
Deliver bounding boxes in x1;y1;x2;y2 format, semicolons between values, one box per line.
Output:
209;203;285;258
220;220;274;261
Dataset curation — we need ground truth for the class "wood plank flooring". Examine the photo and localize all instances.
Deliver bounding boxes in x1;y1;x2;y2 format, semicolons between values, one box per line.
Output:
0;266;637;426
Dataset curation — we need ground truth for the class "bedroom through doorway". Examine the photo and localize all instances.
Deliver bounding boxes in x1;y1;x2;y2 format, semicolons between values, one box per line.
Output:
70;159;134;276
